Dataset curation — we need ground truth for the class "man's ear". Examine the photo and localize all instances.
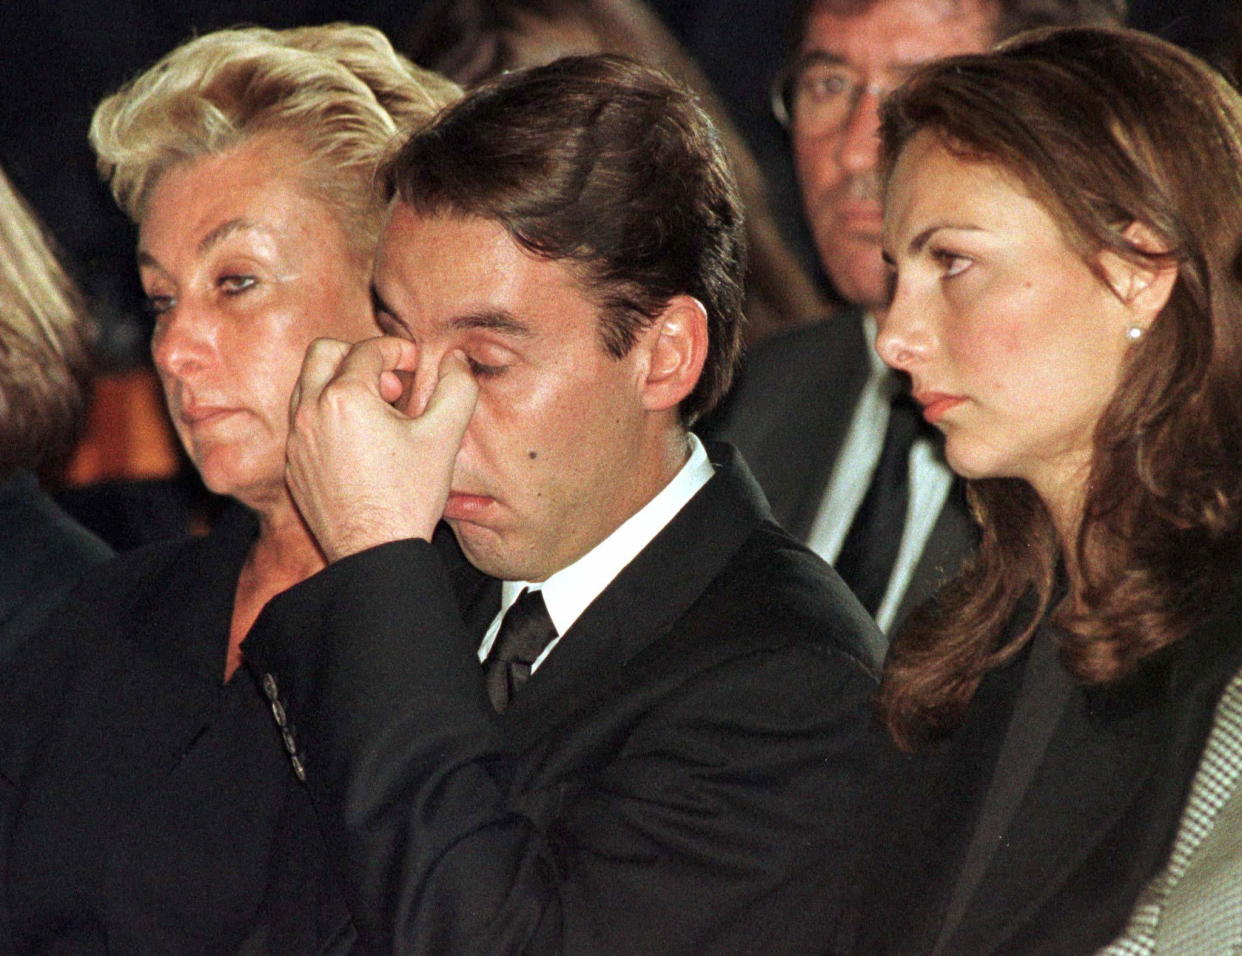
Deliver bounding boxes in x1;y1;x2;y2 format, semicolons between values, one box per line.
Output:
638;294;708;413
1100;221;1178;329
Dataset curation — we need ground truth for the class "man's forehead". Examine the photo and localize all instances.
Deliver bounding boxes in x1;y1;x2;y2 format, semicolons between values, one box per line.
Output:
376;206;542;300
800;0;999;64
806;0;989;22
374;205;599;332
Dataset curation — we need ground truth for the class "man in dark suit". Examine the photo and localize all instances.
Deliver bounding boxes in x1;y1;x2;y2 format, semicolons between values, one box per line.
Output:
244;56;883;954
713;0;1124;634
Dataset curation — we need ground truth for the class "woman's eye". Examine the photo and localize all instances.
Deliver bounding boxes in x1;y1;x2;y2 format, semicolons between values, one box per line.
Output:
932;249;972;278
219;274;256;294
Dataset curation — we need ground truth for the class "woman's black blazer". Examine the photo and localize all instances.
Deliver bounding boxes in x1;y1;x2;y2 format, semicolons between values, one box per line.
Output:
841;571;1242;955
0;505;351;954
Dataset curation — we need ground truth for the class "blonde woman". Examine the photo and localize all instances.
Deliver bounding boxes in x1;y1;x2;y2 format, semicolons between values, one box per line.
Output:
0;165;111;664
0;25;457;953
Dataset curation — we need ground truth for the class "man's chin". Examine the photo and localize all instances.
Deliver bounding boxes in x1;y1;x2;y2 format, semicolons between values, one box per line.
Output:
812;239;884;310
448;521;506;576
451;523;556;584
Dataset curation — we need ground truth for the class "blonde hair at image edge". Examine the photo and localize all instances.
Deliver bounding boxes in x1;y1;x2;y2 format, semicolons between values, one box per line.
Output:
89;23;461;256
0;166;93;475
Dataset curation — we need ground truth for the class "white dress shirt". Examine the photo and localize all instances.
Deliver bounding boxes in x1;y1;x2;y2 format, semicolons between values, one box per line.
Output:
477;433;715;672
805;312;953;632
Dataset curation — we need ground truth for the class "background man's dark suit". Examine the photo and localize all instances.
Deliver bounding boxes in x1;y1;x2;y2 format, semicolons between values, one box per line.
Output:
713;312;976;632
245;445;883;955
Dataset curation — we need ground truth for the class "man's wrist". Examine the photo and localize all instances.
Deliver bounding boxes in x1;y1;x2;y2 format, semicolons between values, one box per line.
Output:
319;512;440;563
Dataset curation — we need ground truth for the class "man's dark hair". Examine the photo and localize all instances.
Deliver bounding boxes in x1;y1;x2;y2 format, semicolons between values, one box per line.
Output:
379;53;746;425
786;0;1128;54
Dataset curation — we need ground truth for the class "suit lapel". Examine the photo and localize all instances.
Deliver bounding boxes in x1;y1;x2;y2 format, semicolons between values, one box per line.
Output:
724;313;869;541
894;480;976;628
498;443;767;752
950;572;1242;953
781;313;870;540
130;503;257;684
119;506;259;776
888;648;1027;947
948;670;1167;953
437;524;502;640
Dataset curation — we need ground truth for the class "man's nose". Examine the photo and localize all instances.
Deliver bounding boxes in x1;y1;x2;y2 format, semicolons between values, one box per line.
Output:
836;87;884;177
405;348;443;418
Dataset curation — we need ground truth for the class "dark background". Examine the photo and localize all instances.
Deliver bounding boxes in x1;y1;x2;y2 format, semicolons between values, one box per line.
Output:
3;0;1237;369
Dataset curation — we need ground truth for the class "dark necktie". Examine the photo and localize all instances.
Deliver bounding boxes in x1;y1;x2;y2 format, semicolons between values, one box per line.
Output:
833;387;922;616
483;588;558;713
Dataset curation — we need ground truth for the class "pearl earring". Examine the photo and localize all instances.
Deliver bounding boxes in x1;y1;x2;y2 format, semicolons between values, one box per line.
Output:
1126;325;1144;341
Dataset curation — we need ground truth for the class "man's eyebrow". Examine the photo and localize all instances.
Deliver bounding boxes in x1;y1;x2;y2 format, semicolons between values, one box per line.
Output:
795;50;932;75
793;50;849;71
448;310;533;337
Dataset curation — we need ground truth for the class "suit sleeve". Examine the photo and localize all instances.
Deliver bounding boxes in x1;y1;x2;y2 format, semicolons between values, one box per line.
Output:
244;538;876;955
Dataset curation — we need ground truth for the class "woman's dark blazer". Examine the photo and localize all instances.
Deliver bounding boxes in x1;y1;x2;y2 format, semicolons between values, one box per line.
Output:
842;571;1242;955
0;505;351;954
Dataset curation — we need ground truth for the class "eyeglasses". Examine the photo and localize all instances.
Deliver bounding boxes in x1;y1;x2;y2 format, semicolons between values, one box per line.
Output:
772;55;894;135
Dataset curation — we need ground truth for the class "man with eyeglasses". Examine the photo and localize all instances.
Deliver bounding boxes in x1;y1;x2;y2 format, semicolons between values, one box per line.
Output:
714;0;1125;636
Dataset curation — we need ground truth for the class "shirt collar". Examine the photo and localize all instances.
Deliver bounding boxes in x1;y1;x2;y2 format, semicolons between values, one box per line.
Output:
500;432;714;637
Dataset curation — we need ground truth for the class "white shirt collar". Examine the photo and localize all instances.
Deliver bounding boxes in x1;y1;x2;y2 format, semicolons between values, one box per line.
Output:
478;433;714;665
805;311;954;634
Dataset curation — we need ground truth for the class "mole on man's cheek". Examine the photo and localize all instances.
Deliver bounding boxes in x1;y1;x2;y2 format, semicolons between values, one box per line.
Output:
528;450;538;460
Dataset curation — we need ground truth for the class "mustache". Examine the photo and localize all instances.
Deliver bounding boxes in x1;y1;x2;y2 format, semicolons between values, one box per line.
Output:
843;172;881;204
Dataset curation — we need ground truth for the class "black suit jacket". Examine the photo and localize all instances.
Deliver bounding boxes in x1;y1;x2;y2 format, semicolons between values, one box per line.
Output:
712;313;976;633
0;505;351;954
0;470;111;665
245;443;884;955
842;571;1242;954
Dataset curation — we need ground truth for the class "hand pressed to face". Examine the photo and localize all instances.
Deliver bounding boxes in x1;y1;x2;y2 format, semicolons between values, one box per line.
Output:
139;134;375;515
791;0;997;310
357;206;698;582
285;337;478;562
877;133;1171;518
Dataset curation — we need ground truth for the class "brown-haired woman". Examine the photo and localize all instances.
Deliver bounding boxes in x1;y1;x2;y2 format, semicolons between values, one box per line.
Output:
0;25;457;953
839;26;1242;954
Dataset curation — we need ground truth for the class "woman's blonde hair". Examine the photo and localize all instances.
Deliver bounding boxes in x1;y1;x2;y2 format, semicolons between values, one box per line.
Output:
0;166;93;476
90;23;460;258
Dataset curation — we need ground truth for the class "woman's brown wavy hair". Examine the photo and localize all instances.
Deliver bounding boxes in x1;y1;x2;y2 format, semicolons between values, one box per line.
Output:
875;26;1242;751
